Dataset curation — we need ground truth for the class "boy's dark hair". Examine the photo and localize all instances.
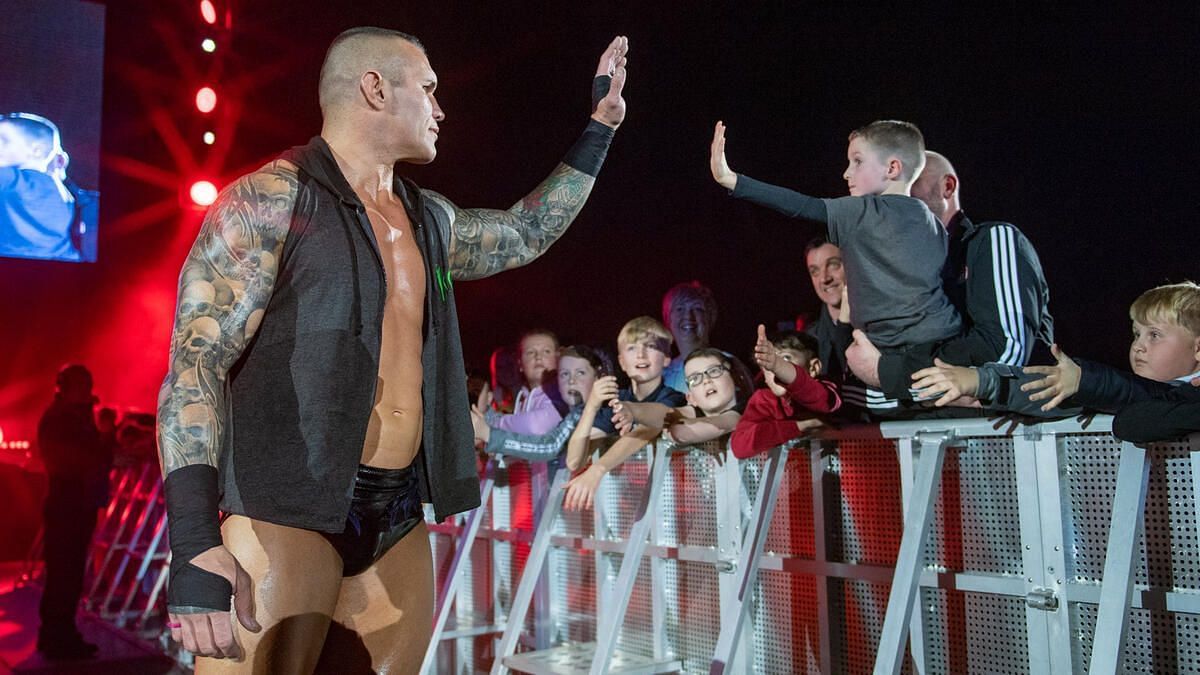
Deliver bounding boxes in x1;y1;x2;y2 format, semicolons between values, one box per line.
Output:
770;330;819;364
560;344;613;378
848;120;926;183
683;348;755;407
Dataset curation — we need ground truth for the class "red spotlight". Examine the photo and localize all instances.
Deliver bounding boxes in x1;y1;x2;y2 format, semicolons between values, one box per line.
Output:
195;86;217;113
190;180;218;207
200;0;217;25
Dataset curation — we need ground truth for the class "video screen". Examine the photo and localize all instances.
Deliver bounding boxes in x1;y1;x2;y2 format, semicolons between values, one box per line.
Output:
0;0;105;263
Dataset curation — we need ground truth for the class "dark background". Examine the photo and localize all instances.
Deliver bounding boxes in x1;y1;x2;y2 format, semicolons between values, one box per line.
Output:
0;1;1196;444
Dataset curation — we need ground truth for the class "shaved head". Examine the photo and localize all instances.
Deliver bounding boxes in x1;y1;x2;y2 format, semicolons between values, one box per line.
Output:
318;27;425;114
923;151;956;180
911;150;961;225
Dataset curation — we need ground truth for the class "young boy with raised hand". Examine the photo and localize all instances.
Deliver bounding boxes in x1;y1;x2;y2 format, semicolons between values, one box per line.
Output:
731;327;842;459
710;120;962;401
563;317;686;510
910;282;1200;441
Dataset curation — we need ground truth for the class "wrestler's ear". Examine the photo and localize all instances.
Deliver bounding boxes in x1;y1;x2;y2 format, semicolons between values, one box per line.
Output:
360;70;387;110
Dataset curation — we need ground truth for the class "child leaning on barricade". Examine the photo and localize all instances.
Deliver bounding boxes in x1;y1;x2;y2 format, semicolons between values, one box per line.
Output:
471;345;612;461
562;343;751;510
731;327;842;459
606;348;754;445
909;281;1200;442
560;317;686;510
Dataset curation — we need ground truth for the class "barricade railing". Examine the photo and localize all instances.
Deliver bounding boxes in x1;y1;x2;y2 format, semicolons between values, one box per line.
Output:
425;417;1200;674
84;459;169;634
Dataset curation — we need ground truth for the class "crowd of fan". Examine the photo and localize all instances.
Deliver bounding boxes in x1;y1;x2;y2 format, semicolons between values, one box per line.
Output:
468;120;1200;509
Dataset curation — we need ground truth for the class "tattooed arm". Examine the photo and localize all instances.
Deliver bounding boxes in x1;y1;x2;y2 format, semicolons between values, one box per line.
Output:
156;160;297;474
155;160;297;659
435;36;629;281
428;165;595;280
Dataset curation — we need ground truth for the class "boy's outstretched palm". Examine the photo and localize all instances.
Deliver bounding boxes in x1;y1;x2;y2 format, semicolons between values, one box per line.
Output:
710;122;737;190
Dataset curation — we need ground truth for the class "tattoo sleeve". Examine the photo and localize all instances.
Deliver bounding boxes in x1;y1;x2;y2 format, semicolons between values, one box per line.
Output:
156;161;298;476
431;162;598;281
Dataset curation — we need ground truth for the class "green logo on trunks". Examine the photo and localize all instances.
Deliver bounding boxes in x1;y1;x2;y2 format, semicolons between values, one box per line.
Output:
435;266;453;302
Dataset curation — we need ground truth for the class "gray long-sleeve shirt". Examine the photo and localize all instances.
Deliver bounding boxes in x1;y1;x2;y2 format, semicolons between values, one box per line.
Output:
733;176;961;349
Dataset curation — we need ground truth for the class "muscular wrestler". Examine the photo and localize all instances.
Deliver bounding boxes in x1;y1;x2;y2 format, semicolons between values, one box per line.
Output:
156;28;628;673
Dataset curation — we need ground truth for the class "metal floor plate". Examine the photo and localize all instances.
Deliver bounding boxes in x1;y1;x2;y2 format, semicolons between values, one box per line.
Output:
503;642;682;674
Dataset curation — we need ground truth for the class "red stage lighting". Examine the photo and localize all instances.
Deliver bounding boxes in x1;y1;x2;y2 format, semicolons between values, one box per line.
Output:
190;180;218;207
195;86;217;113
200;0;217;25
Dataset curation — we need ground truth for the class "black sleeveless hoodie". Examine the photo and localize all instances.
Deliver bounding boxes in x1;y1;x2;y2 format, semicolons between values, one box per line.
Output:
218;136;479;531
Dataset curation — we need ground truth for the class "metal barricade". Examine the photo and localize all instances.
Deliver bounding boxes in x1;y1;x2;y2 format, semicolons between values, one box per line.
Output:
427;418;1200;674
84;459;169;634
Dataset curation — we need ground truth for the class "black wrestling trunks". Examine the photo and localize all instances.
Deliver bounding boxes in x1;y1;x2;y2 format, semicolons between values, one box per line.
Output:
321;464;425;577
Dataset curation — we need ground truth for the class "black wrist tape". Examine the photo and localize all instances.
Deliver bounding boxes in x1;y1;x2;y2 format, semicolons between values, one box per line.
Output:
591;75;612;113
168;563;232;612
165;464;229;612
563;119;615;178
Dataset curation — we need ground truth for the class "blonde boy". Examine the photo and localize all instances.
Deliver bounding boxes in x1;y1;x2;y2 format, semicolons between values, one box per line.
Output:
913;282;1200;412
563;316;685;510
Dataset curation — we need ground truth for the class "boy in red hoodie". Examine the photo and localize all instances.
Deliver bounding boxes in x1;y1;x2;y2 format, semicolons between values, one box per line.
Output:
731;326;841;459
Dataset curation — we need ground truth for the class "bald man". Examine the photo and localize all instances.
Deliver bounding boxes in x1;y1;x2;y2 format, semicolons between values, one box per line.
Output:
847;150;1054;401
156;27;628;672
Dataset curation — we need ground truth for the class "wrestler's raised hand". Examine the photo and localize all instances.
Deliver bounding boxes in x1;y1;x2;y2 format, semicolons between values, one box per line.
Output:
168;545;259;659
590;36;628;128
710;121;737;190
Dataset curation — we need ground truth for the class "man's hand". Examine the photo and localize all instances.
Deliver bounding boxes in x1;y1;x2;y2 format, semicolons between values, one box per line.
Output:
590;36;628;129
1021;344;1082;412
845;330;882;388
586;375;619;411
710;121;737;190
564;463;608;511
837;285;850;325
169;545;260;659
911;358;980;407
753;324;797;384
